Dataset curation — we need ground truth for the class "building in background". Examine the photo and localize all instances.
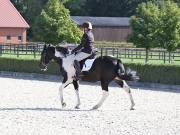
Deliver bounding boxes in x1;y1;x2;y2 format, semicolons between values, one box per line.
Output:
71;16;131;42
0;0;29;44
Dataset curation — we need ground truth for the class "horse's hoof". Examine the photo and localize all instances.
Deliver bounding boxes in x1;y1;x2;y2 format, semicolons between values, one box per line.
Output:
75;106;80;109
92;105;99;110
130;103;135;110
62;102;66;108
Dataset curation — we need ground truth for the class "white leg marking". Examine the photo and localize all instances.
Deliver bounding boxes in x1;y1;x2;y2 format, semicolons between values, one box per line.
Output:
75;89;81;109
123;80;135;110
59;80;72;108
92;90;109;110
59;84;66;108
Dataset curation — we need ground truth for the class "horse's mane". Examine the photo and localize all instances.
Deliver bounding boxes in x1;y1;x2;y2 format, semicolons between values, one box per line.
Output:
55;46;69;56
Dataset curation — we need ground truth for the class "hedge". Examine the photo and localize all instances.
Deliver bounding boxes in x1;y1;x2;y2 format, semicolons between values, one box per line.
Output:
125;63;180;85
0;57;60;75
0;57;180;85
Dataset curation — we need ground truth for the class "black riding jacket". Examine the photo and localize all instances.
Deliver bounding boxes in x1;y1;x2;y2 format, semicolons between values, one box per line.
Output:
72;30;94;54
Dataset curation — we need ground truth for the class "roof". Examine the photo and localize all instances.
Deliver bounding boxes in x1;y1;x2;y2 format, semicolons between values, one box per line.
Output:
71;16;130;27
0;0;29;28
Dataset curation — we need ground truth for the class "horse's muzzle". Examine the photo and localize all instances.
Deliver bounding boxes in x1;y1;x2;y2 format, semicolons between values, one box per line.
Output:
39;63;48;71
41;66;48;71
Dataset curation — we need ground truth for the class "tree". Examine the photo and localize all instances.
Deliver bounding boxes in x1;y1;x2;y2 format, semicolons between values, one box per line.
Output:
156;0;180;63
33;0;82;44
65;0;87;16
130;0;180;63
11;0;49;39
84;0;150;17
129;1;160;62
157;0;180;52
173;0;180;6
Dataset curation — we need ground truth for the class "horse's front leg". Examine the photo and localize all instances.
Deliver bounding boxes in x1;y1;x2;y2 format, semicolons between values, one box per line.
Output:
59;83;66;108
73;80;81;109
59;77;72;108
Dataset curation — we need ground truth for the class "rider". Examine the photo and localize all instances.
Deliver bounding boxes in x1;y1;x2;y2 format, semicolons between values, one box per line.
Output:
71;21;94;80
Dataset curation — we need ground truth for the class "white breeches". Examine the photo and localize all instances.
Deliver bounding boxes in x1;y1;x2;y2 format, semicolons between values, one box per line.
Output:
74;52;91;61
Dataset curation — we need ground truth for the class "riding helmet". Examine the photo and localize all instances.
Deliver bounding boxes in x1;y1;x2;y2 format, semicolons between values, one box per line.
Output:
82;22;92;30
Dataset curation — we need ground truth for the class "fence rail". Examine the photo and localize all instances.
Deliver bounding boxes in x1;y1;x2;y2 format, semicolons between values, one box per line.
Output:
0;43;180;64
99;47;180;64
0;43;44;58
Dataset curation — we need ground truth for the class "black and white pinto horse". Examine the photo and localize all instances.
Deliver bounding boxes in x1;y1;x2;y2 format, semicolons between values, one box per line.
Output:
39;45;138;110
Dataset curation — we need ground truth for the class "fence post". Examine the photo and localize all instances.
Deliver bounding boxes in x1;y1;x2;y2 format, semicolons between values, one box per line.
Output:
172;53;175;61
0;45;2;56
17;45;19;57
33;46;36;58
14;45;16;54
101;48;103;57
145;49;149;63
168;52;171;63
36;44;38;54
163;51;166;64
113;48;115;56
10;44;12;53
127;49;130;58
116;48;119;58
125;48;126;58
105;48;108;56
26;44;28;54
131;50;133;62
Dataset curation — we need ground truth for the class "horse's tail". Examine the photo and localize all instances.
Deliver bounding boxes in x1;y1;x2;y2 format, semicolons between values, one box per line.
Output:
116;59;139;81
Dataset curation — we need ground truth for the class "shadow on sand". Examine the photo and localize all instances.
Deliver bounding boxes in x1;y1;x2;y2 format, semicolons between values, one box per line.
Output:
0;107;95;112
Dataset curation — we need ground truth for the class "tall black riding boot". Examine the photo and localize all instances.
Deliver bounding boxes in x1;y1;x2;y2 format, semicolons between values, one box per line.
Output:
73;60;81;80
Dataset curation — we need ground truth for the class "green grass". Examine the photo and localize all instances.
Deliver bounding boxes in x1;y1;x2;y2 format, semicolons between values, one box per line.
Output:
98;53;180;65
0;53;40;60
121;58;180;65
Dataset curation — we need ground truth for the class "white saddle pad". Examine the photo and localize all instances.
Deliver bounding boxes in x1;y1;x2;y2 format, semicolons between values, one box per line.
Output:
82;59;95;71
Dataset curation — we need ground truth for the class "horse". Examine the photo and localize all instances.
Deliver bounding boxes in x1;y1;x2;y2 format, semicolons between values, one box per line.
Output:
39;45;139;110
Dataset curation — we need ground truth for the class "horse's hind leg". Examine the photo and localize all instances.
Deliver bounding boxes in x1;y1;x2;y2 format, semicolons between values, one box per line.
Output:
115;79;135;110
92;80;109;110
73;80;81;109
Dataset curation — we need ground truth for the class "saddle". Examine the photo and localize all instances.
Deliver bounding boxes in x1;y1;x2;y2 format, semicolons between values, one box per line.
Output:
79;50;96;70
73;51;97;80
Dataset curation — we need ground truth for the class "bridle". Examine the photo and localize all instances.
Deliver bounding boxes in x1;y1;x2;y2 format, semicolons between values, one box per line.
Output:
41;46;73;71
